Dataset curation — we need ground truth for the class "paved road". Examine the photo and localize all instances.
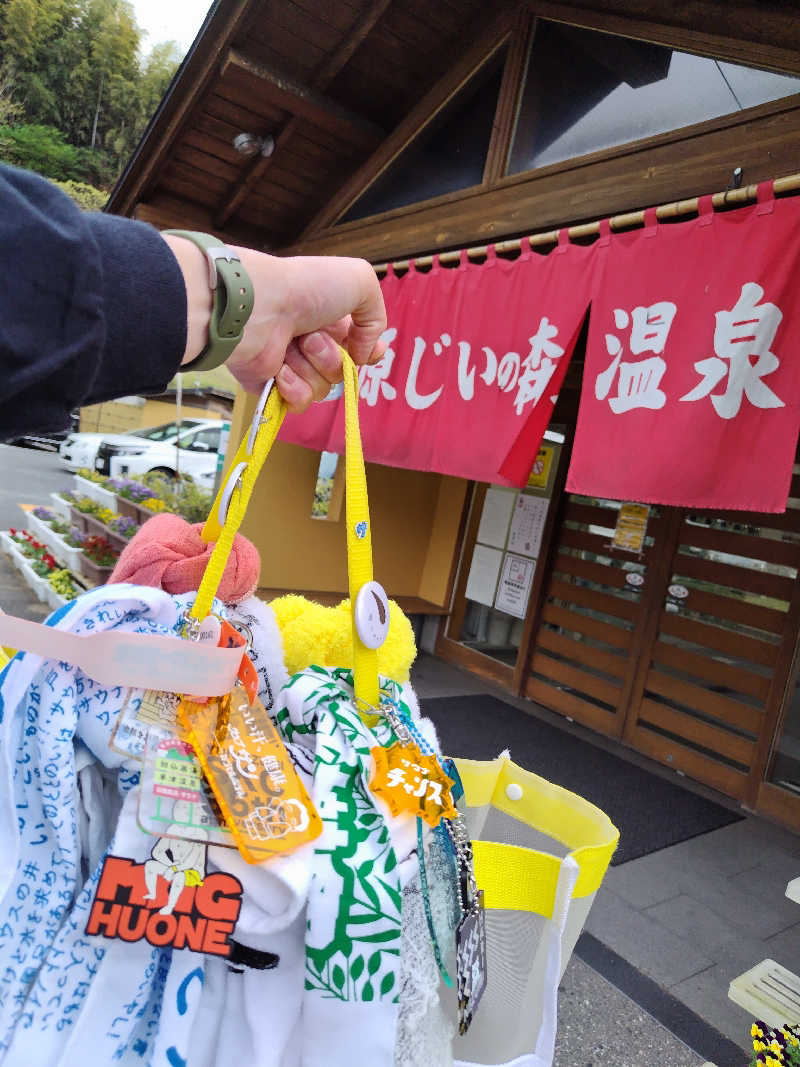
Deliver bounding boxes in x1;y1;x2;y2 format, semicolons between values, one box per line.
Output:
0;443;74;620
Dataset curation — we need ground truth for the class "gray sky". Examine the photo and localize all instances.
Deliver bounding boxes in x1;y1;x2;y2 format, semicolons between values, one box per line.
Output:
131;0;212;57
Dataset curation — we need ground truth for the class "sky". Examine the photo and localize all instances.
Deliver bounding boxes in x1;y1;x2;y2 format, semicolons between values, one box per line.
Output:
131;0;213;57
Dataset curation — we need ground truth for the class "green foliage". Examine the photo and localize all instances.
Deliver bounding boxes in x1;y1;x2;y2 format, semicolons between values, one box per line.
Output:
0;123;81;178
0;0;181;188
141;471;213;524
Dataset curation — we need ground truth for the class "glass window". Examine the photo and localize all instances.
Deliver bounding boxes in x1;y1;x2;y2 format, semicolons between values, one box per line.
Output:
342;46;507;223
181;428;220;452
133;419;204;440
508;21;800;174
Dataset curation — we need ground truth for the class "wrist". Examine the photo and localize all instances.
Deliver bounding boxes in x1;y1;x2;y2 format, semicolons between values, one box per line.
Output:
161;233;213;365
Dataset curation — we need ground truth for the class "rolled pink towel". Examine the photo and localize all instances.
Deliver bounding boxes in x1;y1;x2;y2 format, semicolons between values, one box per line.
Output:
108;513;260;604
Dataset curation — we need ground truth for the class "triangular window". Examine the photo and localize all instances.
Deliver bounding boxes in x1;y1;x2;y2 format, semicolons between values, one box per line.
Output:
342;46;507;223
508;21;800;174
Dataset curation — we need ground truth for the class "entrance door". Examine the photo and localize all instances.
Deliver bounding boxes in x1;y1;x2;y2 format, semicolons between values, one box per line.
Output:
524;494;669;738
526;481;800;805
623;501;800;800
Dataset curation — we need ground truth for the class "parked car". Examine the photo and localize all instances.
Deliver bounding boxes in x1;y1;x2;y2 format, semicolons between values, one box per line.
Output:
94;419;230;489
60;418;207;473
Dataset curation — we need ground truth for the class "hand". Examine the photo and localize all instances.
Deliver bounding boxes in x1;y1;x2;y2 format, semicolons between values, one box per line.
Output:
164;236;387;413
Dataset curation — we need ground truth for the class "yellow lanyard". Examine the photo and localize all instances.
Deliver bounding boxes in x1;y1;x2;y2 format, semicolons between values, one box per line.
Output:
191;352;380;713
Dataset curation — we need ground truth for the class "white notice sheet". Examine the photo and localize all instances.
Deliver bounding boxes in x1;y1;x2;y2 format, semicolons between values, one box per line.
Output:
476;487;516;549
507;494;549;558
494;553;536;619
465;544;503;607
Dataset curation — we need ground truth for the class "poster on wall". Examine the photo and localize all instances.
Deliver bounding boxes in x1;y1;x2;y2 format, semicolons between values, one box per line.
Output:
494;554;536;619
465;544;503;607
612;504;650;553
507;494;549;558
526;445;555;491
477;487;517;549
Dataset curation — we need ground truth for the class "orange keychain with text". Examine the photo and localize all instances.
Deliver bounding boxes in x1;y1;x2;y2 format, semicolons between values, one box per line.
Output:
177;686;321;863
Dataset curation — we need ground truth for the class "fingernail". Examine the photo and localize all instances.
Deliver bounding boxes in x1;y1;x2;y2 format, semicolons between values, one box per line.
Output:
301;332;326;358
278;364;297;385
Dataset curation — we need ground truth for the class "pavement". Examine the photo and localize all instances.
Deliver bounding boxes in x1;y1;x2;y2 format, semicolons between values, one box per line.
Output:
412;652;800;1067
1;443;796;1066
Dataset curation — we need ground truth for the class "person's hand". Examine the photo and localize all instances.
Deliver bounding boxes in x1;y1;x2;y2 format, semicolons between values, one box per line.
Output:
163;236;387;413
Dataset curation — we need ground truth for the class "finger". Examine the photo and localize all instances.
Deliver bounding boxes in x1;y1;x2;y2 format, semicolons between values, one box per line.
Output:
298;331;344;384
276;364;313;414
284;340;336;403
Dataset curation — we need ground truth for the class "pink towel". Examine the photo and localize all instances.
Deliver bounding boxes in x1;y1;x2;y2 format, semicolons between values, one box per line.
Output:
108;513;261;604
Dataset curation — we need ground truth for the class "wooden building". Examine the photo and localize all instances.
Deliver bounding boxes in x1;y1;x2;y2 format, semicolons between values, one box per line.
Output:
108;0;800;827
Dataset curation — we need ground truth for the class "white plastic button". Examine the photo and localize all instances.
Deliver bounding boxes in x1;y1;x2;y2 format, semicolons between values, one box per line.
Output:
505;783;523;801
355;581;390;650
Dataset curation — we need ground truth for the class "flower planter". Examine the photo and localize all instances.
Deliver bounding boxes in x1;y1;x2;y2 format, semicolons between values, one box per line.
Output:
115;497;150;525
24;513;83;572
73;475;118;513
79;554;115;587
43;583;71;610
49;493;73;521
69;507;91;535
81;514;131;555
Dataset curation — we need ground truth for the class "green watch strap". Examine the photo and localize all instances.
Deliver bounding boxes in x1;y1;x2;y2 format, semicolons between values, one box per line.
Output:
165;230;255;372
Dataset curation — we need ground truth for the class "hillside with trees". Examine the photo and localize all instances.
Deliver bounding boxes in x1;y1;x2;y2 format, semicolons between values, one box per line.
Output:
0;0;182;206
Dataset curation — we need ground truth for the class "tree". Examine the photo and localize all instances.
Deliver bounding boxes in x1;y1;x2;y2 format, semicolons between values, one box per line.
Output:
0;123;81;178
0;0;180;188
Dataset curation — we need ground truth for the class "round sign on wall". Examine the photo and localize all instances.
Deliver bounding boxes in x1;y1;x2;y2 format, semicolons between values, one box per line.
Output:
668;584;689;599
625;572;645;587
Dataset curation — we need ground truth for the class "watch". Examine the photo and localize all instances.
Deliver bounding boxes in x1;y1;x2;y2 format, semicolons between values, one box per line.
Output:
165;230;255;372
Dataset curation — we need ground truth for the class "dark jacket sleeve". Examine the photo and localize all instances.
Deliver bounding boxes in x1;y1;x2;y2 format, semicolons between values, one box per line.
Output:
0;164;187;439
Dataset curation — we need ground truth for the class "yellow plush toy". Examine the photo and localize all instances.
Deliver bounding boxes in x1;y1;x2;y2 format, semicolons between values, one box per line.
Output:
270;594;417;683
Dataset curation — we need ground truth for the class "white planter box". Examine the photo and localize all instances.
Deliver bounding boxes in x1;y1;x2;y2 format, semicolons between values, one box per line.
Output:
73;475;118;514
50;493;73;521
0;531;26;568
25;512;83;572
43;583;70;611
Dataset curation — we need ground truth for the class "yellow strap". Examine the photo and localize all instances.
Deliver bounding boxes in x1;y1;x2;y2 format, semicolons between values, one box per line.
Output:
456;754;619;914
342;357;380;718
192;382;286;621
192;353;381;717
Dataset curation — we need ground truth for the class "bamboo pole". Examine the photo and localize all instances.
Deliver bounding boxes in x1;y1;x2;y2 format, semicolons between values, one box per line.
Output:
372;171;800;275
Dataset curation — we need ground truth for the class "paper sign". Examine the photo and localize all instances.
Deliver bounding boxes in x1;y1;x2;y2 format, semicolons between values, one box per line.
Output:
527;445;555;490
612;504;650;553
507;494;549;558
465;544;503;607
494;553;536;619
476;487;516;549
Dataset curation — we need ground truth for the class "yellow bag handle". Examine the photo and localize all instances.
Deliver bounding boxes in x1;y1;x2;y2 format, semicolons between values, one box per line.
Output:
189;352;381;713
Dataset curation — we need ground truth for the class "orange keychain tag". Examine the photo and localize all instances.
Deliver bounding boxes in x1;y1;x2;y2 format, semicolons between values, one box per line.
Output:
177;687;321;863
370;741;458;827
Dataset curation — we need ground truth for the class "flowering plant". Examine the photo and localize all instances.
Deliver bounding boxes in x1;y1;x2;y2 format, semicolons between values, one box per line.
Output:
32;506;54;522
750;1021;800;1066
109;478;151;503
71;496;104;515
81;535;119;568
48;569;77;598
76;468;108;485
109;515;137;539
140;497;168;513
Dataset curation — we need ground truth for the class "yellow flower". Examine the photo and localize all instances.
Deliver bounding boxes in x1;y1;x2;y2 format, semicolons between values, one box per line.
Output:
754;1024;765;1038
754;1040;766;1052
141;497;168;513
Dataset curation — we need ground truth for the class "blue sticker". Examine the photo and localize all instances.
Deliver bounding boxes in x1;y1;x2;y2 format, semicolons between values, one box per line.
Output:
355;521;368;540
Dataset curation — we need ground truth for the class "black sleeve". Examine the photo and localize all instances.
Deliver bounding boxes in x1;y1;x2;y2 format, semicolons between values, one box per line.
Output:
0;164;188;440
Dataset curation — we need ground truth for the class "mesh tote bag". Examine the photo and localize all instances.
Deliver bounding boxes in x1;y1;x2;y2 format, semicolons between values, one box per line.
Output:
447;753;619;1067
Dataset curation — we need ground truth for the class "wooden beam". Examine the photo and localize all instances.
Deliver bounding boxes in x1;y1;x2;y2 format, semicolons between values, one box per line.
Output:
221;49;384;149
282;93;800;261
108;0;254;217
215;0;392;228
483;9;537;186
298;3;519;238
526;0;800;76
